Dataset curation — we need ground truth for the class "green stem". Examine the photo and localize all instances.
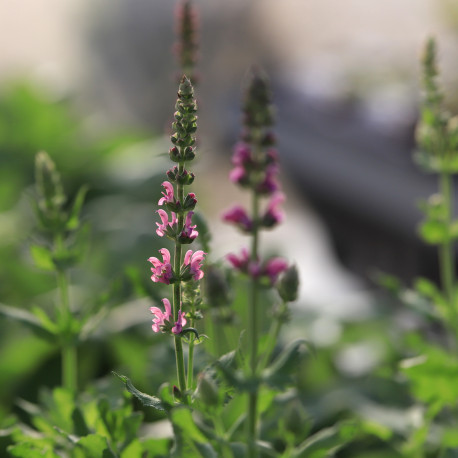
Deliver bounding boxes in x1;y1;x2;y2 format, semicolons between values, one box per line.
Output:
174;163;188;398
440;173;455;303
55;234;77;392
439;172;458;339
247;178;260;457
187;307;195;391
257;301;287;371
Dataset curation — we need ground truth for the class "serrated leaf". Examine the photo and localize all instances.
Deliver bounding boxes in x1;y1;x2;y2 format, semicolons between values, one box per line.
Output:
112;372;166;411
30;245;55;271
0;303;56;342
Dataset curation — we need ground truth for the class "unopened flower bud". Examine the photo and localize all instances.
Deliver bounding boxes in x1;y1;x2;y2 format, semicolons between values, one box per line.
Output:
196;373;219;406
183;192;197;210
184;146;196;161
169;146;181;162
167;166;179;182
276;264;299;302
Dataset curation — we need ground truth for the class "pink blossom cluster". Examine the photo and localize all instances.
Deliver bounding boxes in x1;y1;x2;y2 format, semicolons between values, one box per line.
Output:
222;142;285;233
227;248;288;286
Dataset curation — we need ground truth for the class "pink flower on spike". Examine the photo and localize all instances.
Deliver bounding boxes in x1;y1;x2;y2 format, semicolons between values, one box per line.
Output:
172;310;187;334
232;143;253;167
158;181;175;206
256;164;279;194
150;298;172;333
183;250;206;281
262;193;285;228
156;209;178;237
222;206;253;232
229;166;247;184
148;248;175;284
179;211;198;243
227;248;261;277
262;257;288;285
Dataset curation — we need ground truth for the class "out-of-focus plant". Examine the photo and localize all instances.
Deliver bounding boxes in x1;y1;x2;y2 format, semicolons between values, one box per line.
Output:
376;38;458;456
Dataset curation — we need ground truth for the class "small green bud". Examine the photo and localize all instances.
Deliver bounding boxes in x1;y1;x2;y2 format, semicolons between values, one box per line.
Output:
35;151;66;213
196;373;219;407
276;264;299;302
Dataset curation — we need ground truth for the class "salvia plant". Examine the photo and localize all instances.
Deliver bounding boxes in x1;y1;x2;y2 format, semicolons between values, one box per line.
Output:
4;0;458;456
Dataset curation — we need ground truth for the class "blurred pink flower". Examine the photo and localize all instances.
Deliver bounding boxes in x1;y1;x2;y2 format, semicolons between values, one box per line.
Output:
262;193;285;228
263;257;288;285
222;205;253;232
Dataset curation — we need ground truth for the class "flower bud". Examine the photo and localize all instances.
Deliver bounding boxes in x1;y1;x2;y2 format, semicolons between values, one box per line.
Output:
167;166;179;182
35;151;66;214
276;264;299;302
183;192;197;211
184;146;196;161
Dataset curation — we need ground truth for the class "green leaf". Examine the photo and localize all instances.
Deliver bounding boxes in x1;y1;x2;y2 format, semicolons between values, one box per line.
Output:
7;441;60;458
30;244;55;271
292;421;359;458
0;303;56;342
66;185;89;230
262;339;309;388
413;277;449;320
72;407;90;437
170;407;217;458
418;219;448;244
112;372;166;411
75;434;115;458
400;345;458;407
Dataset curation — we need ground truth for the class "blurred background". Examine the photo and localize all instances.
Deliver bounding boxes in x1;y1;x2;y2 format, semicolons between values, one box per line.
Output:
2;0;458;441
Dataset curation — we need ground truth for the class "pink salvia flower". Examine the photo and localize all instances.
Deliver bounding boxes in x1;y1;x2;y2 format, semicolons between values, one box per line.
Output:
256;163;279;194
150;298;172;332
262;258;288;285
172;310;187;334
158;181;175;206
232;143;253;167
179;211;199;242
227;248;261;277
222;205;253;232
229;166;247;184
148;248;175;284
262;193;285;228
156;209;178;237
183;249;206;280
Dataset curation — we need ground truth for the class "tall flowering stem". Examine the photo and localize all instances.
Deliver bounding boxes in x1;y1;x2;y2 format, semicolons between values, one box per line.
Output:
174;0;199;84
148;76;204;400
416;38;458;338
223;70;287;455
